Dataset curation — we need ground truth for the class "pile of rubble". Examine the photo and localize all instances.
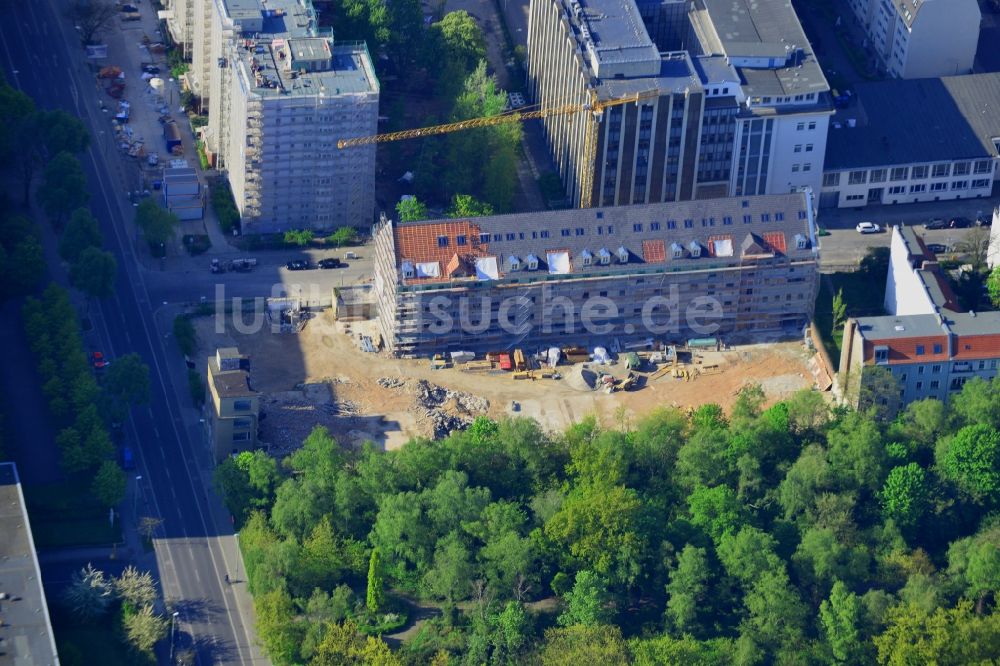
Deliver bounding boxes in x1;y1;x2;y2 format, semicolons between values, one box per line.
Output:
378;377;489;439
259;384;361;456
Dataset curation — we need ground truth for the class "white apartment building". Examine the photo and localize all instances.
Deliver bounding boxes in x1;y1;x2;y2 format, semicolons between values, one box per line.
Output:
820;74;1000;209
847;0;980;78
181;0;379;233
526;0;833;208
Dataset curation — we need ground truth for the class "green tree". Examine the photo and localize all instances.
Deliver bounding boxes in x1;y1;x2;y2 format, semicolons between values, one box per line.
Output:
39;109;90;155
665;544;711;636
38;151;89;225
874;601;1000;665
113;566;157;608
988;265;1000;309
819;580;864;664
950;377;1000;429
134;198;179;247
283;229;314;246
327;226;357;247
63;563;114;620
538;625;629;666
395;196;428;222
59;207;102;262
937;423;1000;499
366;548;385;613
69;0;120;45
310;620;401;665
256;588;304;664
558;570;611;627
91;460;126;507
103;352;150;407
948;528;1000;614
424;531;475;602
687;484;746;542
447;193;494;218
831;287;847;332
5;236;46;296
122;604;168;654
70;246;116;298
880;463;929;529
857;366;903;422
427;11;485;77
213;450;280;526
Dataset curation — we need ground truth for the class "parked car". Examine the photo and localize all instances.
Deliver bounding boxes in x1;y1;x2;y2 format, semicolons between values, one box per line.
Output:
925;218;947;230
286;259;312;271
926;243;949;254
856;221;881;234
122;446;135;470
91;351;110;370
950;217;973;228
976;216;992;227
318;257;343;269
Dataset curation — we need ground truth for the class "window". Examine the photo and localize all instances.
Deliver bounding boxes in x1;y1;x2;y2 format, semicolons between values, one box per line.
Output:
973;178;991;188
909;184;926;193
761;213;770;222
437;236;449;248
575;228;585;236
479;233;489;244
890;167;909;181
916;381;923;390
792;164;801;173
823;172;841;187
931;182;948;192
794;144;802;153
803;163;812;172
723;216;733;225
796;122;805;130
651;221;661;231
234;400;252;412
633;223;643;232
932;364;941;373
954;162;970;175
561;229;571;237
232;432;251;442
849;170;867;185
805;143;814;152
741;200;750;208
911;165;928;179
889;185;905;195
456;235;467;246
916;345;925;356
684;219;693;228
932;163;950;177
540;230;550;239
493;234;502;241
798;210;808;219
808;121;817;130
875;346;889;364
506;233;516;241
743;214;753;224
870;169;887;183
607;225;614;234
933;343;942;354
776;212;785;221
974;159;992;174
952;180;968;190
931;380;940;389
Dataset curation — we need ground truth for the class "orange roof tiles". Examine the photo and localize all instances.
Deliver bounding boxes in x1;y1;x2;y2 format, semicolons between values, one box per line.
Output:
762;231;787;255
642;239;666;263
953;334;1000;360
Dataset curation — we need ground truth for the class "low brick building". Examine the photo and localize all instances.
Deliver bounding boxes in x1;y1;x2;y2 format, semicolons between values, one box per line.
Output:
372;192;821;357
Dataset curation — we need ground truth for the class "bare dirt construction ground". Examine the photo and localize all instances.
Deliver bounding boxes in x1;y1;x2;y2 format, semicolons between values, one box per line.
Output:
194;310;817;452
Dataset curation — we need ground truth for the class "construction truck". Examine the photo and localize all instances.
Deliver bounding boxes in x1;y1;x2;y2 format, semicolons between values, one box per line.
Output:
430;354;451;370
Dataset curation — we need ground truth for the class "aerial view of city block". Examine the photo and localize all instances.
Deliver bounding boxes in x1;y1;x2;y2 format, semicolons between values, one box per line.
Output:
3;0;1000;661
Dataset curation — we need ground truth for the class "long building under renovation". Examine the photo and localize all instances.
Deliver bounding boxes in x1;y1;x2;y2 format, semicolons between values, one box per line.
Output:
373;191;820;356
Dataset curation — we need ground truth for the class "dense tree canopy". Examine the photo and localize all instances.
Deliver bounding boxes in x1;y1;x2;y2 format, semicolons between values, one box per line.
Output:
222;379;1000;665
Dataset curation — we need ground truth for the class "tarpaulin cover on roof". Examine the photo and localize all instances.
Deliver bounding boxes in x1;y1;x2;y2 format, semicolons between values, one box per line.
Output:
712;238;734;257
475;256;499;280
547;251;570;274
416;261;440;278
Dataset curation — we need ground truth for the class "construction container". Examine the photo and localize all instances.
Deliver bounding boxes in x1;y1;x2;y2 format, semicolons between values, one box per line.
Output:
625;352;642;370
562;346;590;363
163;122;182;152
687;337;719;349
498;354;513;371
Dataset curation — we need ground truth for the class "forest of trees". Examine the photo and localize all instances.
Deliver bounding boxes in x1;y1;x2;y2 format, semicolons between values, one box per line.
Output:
215;379;1000;664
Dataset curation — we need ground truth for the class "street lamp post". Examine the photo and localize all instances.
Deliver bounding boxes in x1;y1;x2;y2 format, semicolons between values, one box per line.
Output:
170;611;180;663
132;475;143;520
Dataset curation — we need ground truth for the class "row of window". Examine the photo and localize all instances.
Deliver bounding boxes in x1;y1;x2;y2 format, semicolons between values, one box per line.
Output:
827;160;994;187
791;163;812;173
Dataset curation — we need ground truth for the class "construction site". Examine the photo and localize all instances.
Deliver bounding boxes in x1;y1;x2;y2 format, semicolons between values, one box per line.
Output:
191;307;824;454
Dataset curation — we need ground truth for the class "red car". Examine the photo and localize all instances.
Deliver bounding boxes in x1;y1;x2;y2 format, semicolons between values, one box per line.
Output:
92;351;109;369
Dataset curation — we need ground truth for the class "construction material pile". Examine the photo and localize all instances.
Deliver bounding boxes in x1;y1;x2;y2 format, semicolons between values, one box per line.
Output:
378;377;489;438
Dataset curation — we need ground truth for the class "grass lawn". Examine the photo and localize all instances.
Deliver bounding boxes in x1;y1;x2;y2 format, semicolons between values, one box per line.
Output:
51;609;152;666
815;270;887;366
24;477;122;549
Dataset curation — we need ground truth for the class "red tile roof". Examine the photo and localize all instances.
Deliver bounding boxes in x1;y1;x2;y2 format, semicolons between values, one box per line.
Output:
952;334;1000;360
395;221;489;281
642;239;666;263
762;231;787;255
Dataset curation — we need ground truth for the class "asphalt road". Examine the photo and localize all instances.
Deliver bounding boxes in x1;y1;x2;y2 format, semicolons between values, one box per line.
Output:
0;3;263;664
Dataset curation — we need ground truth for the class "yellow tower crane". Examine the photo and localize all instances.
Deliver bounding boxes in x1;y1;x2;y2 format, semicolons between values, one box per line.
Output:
337;89;661;209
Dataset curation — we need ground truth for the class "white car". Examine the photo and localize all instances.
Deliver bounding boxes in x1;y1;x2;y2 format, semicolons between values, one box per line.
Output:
856;221;881;234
